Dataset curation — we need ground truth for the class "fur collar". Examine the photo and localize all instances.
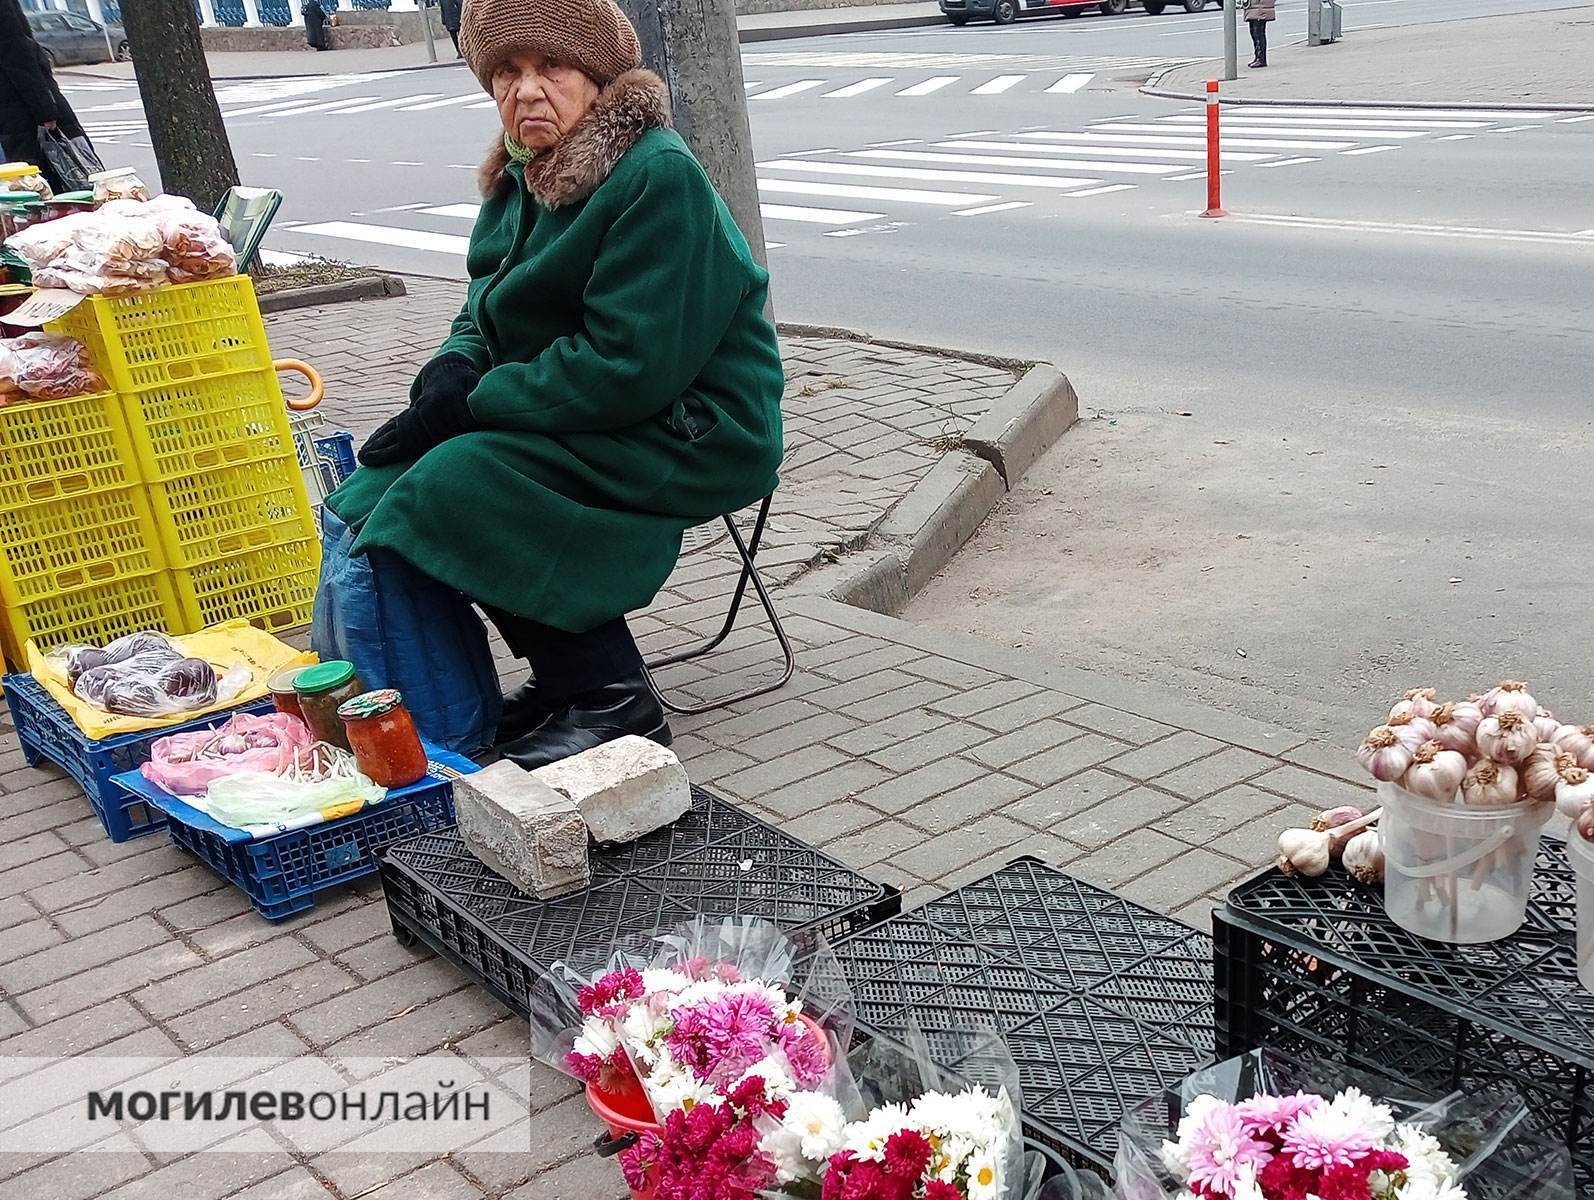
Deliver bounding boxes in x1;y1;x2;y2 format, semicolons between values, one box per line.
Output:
478;68;672;208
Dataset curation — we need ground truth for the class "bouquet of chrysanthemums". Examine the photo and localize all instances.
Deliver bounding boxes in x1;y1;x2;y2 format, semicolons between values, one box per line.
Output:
1094;1051;1574;1200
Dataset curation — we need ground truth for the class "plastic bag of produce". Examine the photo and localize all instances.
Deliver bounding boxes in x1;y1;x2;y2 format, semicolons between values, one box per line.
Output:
5;211;90;270
142;711;315;796
63;629;251;718
198;744;386;831
312;508;500;753
0;332;104;400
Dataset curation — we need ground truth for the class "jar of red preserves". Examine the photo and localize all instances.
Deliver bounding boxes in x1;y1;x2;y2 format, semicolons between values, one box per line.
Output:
337;689;428;788
293;661;363;750
267;665;309;721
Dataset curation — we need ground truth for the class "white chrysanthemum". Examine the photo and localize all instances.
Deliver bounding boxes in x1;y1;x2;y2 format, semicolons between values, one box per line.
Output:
936;1132;976;1181
1162;1138;1193;1179
1391;1124;1459;1186
1398;1178;1468;1200
618;1005;670;1067
779;1091;848;1163
1231;1165;1264;1200
738;1054;796;1100
641;967;691;995
667;979;731;1011
1175;1094;1229;1145
964;1147;1001;1200
572;1015;619;1060
842;1103;911;1161
645;1058;719;1115
1330;1087;1396;1141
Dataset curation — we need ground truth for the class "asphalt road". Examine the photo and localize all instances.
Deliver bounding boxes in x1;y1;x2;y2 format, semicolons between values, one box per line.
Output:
62;0;1594;742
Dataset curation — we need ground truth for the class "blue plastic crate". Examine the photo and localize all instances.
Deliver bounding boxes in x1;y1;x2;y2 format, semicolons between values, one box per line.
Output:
3;672;273;843
114;746;478;921
313;432;357;486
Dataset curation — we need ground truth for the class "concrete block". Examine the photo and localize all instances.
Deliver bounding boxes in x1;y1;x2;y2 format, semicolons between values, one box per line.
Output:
532;736;691;845
455;762;590;899
964;364;1080;487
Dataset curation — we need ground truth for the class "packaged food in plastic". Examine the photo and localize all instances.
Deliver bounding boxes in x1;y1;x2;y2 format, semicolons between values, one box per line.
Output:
0;332;105;400
89;166;150;205
142;712;315;797
56;631;251;718
5;210;91;270
199;746;386;829
154;208;236;283
71;211;164;263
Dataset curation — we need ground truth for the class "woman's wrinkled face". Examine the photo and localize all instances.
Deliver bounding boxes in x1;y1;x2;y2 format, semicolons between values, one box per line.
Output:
491;52;600;152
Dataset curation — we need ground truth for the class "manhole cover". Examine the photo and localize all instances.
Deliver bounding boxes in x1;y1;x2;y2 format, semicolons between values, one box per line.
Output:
680;522;728;555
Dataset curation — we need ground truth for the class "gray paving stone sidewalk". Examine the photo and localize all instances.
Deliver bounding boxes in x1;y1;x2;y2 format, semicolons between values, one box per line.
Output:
1153;7;1594;107
0;282;1369;1199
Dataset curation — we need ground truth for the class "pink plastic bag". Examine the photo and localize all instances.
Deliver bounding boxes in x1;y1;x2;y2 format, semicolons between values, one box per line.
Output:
142;712;314;796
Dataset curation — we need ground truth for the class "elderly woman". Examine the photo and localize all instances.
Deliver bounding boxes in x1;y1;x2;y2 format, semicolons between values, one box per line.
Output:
328;0;784;771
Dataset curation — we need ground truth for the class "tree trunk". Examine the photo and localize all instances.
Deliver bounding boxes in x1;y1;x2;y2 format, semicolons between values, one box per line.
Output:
121;0;239;211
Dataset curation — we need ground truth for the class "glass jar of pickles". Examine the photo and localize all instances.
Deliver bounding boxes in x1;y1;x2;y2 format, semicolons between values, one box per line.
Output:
292;661;363;750
337;690;428;788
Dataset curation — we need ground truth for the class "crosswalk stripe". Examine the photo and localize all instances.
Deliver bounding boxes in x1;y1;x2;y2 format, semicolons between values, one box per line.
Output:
420;204;482;219
1067;184;1137;197
337;95;444;114
1228;105;1554;121
1341;145;1398;155
953;201;1032;217
1559;114;1594;123
223;95;378;118
933;138;1277;162
1146;118;1433;139
757;179;997;207
466;99;497;109
291;221;470;254
1030;130;1357;151
757;159;1101;190
1434;134;1474;141
751;80;826;100
897;76;959;97
1161;113;1491;129
760;203;886;225
398;94;483;111
1257;156;1318;167
971;75;1027;96
823;78;893;98
1103;122;1426;140
1047;73;1094;94
852;148;1181;176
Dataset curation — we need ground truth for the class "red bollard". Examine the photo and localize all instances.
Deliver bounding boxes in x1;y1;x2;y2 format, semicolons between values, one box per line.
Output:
1201;79;1226;218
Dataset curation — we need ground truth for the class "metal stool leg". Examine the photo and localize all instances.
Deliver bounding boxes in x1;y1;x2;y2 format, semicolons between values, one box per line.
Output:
645;497;796;716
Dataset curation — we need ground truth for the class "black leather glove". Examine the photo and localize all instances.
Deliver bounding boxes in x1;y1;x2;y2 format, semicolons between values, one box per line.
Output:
359;355;482;468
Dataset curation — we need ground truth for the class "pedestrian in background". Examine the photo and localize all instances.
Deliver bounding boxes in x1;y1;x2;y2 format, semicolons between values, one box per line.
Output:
1245;0;1274;68
0;0;90;193
440;0;462;54
302;0;329;51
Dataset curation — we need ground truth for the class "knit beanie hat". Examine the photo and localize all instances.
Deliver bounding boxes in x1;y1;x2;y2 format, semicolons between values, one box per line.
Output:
460;0;643;91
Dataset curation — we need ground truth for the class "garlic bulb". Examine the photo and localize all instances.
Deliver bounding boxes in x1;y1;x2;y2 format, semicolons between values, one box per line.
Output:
1522;744;1565;802
1579;806;1594;843
1462;760;1520;807
1551;724;1594;772
1313;805;1364;833
1342;829;1384;884
1555;764;1594;822
1386;711;1437;753
1390;687;1439;722
1401;741;1468;804
1428;702;1481;756
1277;828;1332;878
1356;727;1413;783
1533;707;1560;743
1476;710;1536;766
1480;680;1538;720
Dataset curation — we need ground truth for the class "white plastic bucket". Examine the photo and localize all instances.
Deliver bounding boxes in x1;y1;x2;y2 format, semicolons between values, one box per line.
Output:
1380;781;1551;944
1568;832;1594;993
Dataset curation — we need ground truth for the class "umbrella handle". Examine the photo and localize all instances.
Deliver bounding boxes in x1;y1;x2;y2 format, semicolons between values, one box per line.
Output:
275;359;324;411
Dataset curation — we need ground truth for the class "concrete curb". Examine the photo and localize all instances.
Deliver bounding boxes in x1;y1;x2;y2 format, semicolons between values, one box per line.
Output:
964;364;1079;487
1142;63;1594;111
778;322;1029;372
739;11;945;39
791;357;1078;615
256;274;408;312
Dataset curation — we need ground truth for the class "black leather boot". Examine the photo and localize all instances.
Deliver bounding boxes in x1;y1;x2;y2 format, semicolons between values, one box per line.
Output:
499;669;671;772
495;679;553;746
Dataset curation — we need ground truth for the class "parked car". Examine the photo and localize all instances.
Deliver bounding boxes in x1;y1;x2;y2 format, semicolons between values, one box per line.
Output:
941;0;1216;23
25;11;131;66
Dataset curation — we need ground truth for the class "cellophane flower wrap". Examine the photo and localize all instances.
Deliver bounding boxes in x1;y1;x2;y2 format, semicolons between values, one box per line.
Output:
1082;1050;1574;1200
527;917;859;1200
760;1021;1080;1200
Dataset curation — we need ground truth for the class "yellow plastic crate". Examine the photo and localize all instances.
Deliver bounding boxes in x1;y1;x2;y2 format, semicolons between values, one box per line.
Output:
48;276;274;393
0;391;139;508
171;539;321;636
1;570;180;668
0;485;164;608
147;454;318;568
119;367;297;482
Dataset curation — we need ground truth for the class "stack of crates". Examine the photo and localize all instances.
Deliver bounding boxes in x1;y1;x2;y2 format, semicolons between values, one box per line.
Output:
0;277;321;668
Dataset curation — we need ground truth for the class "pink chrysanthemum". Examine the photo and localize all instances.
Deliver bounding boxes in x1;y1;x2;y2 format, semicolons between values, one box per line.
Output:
778;1018;828;1087
577;967;645;1017
1281;1104;1377;1172
1235;1091;1324;1136
1186;1102;1274;1198
668;991;779;1082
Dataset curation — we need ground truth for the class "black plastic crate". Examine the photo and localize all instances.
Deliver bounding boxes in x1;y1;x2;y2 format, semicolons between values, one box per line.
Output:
1215;837;1594;1181
829;857;1215;1176
379;786;901;1016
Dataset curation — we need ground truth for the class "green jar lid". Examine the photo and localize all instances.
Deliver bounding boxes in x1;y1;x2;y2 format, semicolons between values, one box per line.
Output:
294;660;356;694
0;192;35;203
56;191;93;202
338;688;403;721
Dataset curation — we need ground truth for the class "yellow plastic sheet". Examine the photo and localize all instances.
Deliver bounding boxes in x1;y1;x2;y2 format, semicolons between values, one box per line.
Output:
26;621;316;741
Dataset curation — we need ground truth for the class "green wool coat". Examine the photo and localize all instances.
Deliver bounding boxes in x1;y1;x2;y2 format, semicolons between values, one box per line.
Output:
327;70;785;633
